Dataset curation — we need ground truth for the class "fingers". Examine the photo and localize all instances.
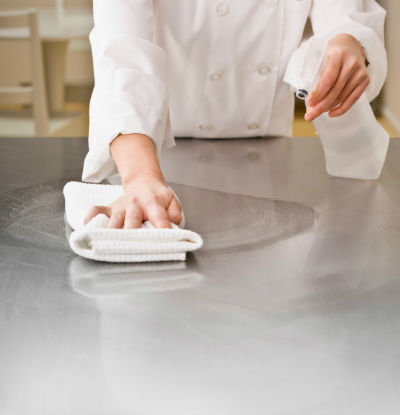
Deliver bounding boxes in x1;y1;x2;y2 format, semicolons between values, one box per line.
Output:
305;32;370;121
331;69;370;112
328;77;370;117
85;190;176;230
308;52;342;107
167;197;182;225
107;209;125;229
84;205;112;225
124;204;143;229
145;197;171;228
306;56;358;122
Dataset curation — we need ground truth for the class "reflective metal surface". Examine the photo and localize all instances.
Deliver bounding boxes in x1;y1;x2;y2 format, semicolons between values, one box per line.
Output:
1;136;400;414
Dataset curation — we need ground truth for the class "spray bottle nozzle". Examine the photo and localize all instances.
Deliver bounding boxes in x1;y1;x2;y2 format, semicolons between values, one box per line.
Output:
296;89;308;100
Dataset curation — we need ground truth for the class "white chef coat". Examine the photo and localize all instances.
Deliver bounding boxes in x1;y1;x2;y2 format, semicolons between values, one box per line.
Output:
82;0;387;183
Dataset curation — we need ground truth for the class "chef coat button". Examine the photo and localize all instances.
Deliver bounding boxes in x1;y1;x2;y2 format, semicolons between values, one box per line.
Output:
210;72;223;81
257;65;271;76
199;123;214;132
247;123;260;131
216;2;229;16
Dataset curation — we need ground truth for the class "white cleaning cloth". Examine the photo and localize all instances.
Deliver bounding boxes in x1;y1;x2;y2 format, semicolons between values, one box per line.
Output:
63;181;203;263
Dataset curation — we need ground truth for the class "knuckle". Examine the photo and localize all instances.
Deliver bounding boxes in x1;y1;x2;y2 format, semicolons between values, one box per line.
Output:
145;194;160;205
158;186;171;198
128;195;140;205
348;56;359;69
330;47;345;60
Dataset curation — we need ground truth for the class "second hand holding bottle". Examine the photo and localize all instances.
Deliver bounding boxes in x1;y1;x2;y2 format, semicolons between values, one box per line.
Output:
285;36;389;180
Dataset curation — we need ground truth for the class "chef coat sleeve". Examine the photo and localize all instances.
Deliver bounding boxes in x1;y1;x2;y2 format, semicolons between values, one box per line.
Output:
81;0;175;183
309;0;387;103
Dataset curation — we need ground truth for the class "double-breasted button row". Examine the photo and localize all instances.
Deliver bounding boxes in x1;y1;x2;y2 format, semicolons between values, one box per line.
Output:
199;3;270;134
198;123;261;132
208;65;271;82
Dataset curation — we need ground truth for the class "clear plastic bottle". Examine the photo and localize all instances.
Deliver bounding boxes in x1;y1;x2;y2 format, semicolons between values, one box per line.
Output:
285;37;389;180
299;90;389;180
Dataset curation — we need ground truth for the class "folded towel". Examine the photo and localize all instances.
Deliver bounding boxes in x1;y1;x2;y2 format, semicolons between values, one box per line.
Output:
63;181;203;263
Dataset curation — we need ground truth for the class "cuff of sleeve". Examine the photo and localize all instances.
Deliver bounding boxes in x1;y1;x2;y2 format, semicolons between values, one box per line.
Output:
82;68;175;184
113;66;175;158
314;18;387;102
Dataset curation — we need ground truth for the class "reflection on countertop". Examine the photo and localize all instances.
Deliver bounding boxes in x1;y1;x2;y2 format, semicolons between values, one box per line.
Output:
1;137;400;414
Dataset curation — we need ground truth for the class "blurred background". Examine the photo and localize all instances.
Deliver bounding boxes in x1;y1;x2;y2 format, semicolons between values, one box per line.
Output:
0;0;398;138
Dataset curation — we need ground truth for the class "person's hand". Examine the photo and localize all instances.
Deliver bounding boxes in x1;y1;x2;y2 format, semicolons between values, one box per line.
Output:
305;33;370;122
83;176;182;229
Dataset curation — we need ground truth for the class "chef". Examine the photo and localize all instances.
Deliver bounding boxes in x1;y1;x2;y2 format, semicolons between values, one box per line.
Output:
82;0;387;229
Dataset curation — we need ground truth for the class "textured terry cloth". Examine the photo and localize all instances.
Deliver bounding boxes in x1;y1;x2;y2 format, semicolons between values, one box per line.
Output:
63;181;203;263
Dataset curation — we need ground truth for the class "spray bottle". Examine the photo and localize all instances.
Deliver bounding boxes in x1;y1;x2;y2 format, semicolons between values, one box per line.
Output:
284;36;389;180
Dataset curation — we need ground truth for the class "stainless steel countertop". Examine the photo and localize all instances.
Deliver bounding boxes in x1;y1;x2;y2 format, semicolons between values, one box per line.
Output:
1;136;400;414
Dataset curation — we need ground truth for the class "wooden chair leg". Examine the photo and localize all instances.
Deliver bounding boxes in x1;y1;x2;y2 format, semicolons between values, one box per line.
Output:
28;11;49;136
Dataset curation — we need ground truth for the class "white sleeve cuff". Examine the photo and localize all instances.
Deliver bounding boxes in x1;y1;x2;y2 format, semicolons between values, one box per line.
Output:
82;35;175;183
312;18;387;102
